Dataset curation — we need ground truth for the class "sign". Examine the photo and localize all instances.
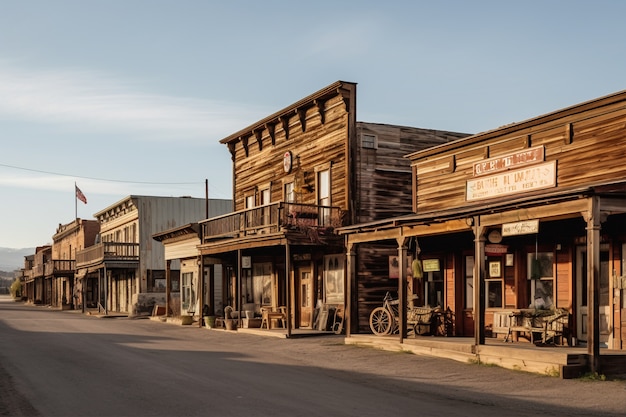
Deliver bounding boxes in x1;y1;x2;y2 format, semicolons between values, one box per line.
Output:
241;256;251;268
502;220;539;236
466;161;556;201
485;244;508;254
422;259;440;272
283;151;293;173
473;146;544;177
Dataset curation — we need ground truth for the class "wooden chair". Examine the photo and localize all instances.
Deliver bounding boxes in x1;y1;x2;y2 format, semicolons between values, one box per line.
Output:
542;310;569;345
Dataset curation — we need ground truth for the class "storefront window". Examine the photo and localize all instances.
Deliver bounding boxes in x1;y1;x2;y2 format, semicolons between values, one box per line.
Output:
324;255;344;304
181;272;194;311
527;252;554;309
465;256;474;309
485;258;503;308
253;263;272;306
422;258;443;308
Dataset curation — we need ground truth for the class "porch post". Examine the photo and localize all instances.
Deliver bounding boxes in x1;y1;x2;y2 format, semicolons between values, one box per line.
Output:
397;236;410;342
197;256;203;328
237;249;242;325
585;196;601;372
473;217;486;346
165;259;171;317
345;241;356;337
285;242;292;337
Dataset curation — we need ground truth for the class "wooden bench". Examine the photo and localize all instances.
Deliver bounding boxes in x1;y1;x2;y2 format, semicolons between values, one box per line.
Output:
493;309;569;344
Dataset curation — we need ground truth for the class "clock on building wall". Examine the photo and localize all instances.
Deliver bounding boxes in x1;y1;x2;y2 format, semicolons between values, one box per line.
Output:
283;151;293;173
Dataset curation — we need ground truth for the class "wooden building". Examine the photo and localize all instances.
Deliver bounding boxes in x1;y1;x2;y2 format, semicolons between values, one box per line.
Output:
22;249;47;305
198;81;469;333
49;218;100;309
75;196;231;315
340;89;626;373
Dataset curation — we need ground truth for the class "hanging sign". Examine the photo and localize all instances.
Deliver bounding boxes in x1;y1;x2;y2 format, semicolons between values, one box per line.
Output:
502;220;539;236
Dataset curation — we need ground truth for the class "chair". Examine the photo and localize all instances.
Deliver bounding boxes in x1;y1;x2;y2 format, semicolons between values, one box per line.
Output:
542;310;569;345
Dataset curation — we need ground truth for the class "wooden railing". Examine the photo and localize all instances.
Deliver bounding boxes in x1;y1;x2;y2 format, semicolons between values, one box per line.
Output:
200;202;344;242
44;259;76;276
76;242;139;267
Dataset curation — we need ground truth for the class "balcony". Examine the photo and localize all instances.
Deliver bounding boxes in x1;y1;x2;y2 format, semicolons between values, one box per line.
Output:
76;242;140;269
44;259;76;276
200;202;344;243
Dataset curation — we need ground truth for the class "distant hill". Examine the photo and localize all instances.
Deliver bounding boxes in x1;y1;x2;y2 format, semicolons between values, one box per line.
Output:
0;247;35;271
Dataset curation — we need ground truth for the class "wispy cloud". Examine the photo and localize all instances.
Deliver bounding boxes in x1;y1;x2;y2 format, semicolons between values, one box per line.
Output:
0;63;264;142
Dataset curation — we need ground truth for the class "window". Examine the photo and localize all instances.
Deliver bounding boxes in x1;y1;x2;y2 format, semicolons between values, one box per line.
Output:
260;187;271;225
361;133;378;149
181;272;195;311
486;257;503;308
253;263;272;306
465;255;474;309
284;182;295;203
317;168;331;226
528;252;554;309
422;258;443;308
324;255;344;304
317;169;330;206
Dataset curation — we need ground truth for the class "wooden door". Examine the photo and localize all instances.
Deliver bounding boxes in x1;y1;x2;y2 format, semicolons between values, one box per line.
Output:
576;245;611;347
297;267;314;328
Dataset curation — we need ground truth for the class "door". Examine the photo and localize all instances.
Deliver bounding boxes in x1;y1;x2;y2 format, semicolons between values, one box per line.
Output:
576;245;611;347
297;267;314;328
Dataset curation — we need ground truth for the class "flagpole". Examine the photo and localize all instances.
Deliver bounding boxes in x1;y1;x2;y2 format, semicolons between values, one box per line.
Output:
75;182;78;221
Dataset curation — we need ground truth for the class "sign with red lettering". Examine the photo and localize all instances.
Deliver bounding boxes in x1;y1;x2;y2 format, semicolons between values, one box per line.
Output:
473;146;544;177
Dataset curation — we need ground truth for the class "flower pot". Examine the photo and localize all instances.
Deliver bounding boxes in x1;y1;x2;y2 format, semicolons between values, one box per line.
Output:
181;315;193;325
225;319;237;331
204;316;216;328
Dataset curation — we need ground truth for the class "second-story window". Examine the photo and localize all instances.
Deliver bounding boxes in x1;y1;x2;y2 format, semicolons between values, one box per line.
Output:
260;187;271;226
318;169;330;207
284;182;295;203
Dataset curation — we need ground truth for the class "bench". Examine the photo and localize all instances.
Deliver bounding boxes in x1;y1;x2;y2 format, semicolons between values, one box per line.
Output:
493;309;569;344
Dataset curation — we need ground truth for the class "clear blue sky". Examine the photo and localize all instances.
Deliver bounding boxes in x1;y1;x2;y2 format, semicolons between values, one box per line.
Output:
1;1;625;249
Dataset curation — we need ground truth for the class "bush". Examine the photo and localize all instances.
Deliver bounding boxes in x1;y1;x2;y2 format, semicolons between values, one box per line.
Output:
9;279;21;299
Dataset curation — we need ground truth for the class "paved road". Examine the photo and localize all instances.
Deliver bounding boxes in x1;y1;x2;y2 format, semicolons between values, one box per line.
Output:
1;295;625;417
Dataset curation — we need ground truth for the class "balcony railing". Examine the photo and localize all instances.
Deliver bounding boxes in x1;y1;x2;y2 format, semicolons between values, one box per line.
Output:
76;242;140;268
44;259;76;276
200;202;344;242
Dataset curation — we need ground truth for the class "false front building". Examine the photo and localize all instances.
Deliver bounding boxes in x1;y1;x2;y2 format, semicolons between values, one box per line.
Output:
198;81;469;333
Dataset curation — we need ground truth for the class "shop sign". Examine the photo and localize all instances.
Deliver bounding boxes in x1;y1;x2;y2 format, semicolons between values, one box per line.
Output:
422;259;440;272
466;161;556;201
473;146;544;177
241;256;251;268
502;220;539;236
485;244;508;255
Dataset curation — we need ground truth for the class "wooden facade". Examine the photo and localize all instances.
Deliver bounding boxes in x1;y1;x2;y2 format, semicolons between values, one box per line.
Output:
341;89;626;374
75;196;231;315
198;81;469;334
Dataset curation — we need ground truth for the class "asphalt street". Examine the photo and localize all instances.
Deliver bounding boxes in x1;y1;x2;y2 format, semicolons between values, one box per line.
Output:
1;295;625;417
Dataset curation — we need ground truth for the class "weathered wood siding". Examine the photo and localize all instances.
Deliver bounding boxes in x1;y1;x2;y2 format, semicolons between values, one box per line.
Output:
230;92;352;212
412;100;626;213
356;123;469;223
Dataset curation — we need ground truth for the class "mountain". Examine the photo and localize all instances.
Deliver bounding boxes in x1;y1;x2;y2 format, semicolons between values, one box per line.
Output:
0;247;35;271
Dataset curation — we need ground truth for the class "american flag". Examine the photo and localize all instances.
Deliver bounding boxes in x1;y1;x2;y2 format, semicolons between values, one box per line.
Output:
75;185;87;204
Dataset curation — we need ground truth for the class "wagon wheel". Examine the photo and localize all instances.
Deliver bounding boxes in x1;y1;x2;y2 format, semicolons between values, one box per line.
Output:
369;307;393;335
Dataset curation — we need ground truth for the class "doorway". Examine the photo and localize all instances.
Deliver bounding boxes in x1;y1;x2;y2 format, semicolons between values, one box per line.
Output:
297;266;314;328
576;244;611;347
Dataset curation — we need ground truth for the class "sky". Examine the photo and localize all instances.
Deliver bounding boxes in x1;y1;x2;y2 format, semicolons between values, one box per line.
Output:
1;0;626;249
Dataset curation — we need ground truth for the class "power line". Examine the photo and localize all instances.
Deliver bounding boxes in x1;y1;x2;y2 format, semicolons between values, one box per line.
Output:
0;162;202;185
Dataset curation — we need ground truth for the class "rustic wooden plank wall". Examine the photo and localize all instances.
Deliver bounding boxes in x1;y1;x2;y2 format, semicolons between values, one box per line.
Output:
357;123;469;223
414;104;626;213
231;94;350;212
